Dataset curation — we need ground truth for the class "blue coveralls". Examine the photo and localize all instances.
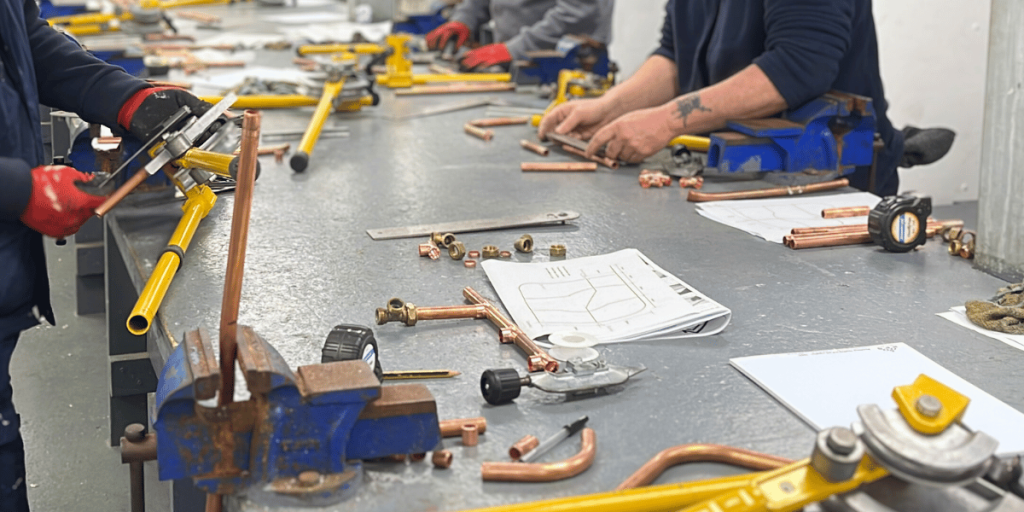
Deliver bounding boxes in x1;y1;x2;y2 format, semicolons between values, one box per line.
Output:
0;0;145;508
655;0;904;196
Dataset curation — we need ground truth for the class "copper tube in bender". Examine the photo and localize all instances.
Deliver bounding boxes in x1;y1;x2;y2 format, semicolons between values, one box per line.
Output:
440;417;487;438
560;144;619;169
615;444;794;490
218;110;261;406
463;287;559;372
520;139;550;156
521;162;597;172
687;178;849;202
509;435;540;460
822;205;870;219
464;123;494;141
471;117;530;127
481;428;596;482
95;168;150;217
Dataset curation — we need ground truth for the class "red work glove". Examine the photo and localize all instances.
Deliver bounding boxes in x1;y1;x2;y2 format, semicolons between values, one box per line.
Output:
118;87;213;142
20;166;105;238
425;21;471;51
459;43;512;71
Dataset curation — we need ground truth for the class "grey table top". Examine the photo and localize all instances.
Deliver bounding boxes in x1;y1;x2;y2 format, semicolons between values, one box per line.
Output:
107;69;1022;512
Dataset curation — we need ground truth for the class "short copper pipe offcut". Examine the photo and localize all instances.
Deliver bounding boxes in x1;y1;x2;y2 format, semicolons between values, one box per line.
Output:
821;206;870;219
509;435;540;460
472;117;530;127
521;162;597;172
615;444;794;490
481;428;596;482
687;178;849;202
560;144;619;169
440;417;487;438
520;139;550;156
462;424;480;446
464;123;494;141
432;450;453;469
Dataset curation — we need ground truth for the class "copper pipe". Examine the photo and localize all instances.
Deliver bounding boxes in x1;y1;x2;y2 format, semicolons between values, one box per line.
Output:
521;162;597;172
687;178;849;202
464;124;494;141
822;206;870;219
789;232;873;249
787;220;948;245
463;287;559;372
205;494;222;512
432;450;453;469
428;63;457;75
471;117;529;127
509;435;540;460
417;304;488;321
95;168;150;217
481;428;596;482
560;144;619;169
462;424;479;446
219;110;261;406
395;83;515;96
615;444;793;490
791;224;867;235
177;10;221;23
520;139;549;156
440;417;487;437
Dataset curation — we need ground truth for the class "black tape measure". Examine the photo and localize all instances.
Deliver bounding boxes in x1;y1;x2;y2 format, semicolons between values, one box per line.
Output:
868;194;932;252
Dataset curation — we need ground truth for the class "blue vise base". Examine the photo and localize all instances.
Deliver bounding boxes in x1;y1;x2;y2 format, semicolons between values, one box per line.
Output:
705;91;876;175
153;326;441;498
512;35;612;86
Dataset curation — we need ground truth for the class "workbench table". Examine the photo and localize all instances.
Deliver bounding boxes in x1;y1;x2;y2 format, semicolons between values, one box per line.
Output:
100;29;1022;512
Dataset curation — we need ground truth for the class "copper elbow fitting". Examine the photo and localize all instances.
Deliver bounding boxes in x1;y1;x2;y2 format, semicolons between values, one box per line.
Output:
462;424;479;447
431;232;456;248
514;234;534;253
481;428;597;482
432;450;453;469
509;435;539;460
615;444;794;490
440;417;487;438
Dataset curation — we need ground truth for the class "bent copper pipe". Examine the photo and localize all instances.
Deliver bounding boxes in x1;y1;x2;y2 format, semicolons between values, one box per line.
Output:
95;168;150;217
560;144;619;169
463;287;559;372
440;417;487;437
482;428;596;482
615;444;793;490
821;206;870;219
687;178;849;202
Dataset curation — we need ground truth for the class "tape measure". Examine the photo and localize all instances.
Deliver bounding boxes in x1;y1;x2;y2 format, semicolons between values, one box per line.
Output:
868;194;932;252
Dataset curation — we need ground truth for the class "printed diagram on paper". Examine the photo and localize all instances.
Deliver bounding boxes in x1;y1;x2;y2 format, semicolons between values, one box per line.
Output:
481;249;731;344
695;192;881;243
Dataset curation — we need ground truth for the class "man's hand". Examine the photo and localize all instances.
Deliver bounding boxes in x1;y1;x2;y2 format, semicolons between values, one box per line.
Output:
117;87;213;141
585;106;676;164
425;21;471;51
459;43;512;71
20;165;105;238
537;98;619;142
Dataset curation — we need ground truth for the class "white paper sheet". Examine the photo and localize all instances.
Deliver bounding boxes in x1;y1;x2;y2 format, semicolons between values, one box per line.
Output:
730;342;1024;455
481;249;731;344
938;306;1024;352
278;21;393;43
695;192;881;243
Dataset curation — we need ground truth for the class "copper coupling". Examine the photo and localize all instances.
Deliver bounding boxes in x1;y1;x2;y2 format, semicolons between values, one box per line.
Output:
639;169;672;188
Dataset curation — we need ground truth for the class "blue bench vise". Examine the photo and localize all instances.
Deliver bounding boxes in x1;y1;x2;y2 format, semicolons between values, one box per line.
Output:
512;35;613;86
705;91;876;175
152;326;442;505
392;4;448;35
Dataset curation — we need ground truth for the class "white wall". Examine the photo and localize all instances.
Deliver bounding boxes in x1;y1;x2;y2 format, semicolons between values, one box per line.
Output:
608;1;992;205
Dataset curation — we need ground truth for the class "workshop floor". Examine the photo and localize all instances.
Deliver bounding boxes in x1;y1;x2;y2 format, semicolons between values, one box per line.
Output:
11;240;169;512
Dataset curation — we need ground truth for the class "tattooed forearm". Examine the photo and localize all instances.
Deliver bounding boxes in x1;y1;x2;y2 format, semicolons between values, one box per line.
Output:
675;93;711;127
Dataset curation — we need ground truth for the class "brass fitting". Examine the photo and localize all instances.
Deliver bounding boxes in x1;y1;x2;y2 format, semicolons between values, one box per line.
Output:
448;241;466;260
948;239;963;256
481;245;500;258
376;298;419;325
431;232;456;248
514;234;534;253
418;243;433;257
426;240;441;260
550;244;567;257
943;226;964;243
959;238;976;259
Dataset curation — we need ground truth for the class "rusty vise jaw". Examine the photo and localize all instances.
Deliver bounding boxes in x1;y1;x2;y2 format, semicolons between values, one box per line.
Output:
153;325;442;505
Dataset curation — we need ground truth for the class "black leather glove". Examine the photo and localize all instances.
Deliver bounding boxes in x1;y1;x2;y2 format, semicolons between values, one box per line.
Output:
117;87;213;141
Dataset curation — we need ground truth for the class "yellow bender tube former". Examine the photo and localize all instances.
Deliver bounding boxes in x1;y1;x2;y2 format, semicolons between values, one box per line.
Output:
127;183;217;335
199;95;320;109
376;34;511;88
174;147;257;180
289;77;345;172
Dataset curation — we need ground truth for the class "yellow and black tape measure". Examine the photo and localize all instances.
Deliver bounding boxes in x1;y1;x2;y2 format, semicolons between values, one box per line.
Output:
868;194;932;252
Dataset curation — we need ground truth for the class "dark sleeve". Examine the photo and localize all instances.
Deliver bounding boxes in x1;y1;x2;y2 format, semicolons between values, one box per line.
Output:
0;158;33;221
652;1;675;61
23;0;148;129
753;0;854;108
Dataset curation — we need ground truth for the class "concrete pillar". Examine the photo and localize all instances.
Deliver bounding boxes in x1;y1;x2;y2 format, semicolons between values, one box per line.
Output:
977;0;1024;282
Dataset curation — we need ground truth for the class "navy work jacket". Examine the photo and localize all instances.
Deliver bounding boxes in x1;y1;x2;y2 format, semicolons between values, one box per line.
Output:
0;0;145;336
654;0;904;195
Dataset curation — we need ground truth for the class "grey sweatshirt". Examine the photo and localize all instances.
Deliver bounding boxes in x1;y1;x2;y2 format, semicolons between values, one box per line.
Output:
450;0;613;59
